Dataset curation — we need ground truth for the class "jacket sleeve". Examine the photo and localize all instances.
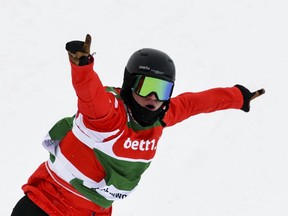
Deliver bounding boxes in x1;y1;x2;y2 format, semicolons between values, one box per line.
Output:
70;61;113;120
164;87;244;127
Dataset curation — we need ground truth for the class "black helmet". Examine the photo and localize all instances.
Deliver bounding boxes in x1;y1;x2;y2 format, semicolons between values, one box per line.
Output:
120;48;176;127
126;48;175;82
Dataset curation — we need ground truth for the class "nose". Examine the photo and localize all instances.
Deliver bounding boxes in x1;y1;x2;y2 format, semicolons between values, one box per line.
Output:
146;93;158;101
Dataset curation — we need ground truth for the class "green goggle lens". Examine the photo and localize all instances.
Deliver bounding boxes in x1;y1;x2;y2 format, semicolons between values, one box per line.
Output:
132;75;174;101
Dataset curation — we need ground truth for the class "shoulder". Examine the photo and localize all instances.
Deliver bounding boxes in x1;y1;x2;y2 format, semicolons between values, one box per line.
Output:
105;86;122;98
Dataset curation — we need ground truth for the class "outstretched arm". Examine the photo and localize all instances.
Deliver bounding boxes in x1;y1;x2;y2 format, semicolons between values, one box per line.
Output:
164;85;265;127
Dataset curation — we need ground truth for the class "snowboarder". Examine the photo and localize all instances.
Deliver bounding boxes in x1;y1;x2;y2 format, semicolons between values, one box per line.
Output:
11;34;265;216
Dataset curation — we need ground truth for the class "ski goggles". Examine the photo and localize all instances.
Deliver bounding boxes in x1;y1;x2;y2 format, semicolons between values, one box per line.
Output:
132;75;174;101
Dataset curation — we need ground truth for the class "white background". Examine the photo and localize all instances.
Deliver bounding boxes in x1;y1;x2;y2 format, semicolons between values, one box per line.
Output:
1;0;287;215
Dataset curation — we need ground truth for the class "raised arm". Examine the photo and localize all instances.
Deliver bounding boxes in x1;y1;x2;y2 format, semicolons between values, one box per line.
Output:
66;34;113;119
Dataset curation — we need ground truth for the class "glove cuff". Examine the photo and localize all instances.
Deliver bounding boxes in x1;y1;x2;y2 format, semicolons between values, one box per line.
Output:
78;54;94;66
234;84;253;112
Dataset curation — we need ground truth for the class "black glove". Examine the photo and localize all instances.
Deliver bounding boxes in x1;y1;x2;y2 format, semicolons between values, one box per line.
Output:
65;34;92;66
235;84;265;112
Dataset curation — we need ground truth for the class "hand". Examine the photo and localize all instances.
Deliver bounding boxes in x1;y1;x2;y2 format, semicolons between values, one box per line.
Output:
235;84;265;112
65;34;92;66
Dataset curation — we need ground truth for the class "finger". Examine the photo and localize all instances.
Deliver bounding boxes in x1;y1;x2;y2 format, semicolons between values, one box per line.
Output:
83;34;92;52
251;88;265;100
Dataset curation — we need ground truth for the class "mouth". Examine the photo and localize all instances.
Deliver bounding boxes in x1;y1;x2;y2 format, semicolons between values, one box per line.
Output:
145;104;156;110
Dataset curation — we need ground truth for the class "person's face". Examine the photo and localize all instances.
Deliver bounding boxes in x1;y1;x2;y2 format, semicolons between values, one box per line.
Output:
132;91;164;111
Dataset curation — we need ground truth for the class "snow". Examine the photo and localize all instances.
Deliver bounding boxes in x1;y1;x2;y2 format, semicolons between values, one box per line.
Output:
1;0;287;215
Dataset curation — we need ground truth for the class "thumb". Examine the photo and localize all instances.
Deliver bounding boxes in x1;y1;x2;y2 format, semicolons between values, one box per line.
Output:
83;34;92;54
251;88;265;101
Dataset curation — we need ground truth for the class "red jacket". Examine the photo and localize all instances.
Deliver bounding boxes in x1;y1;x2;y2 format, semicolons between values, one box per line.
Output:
22;61;243;216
